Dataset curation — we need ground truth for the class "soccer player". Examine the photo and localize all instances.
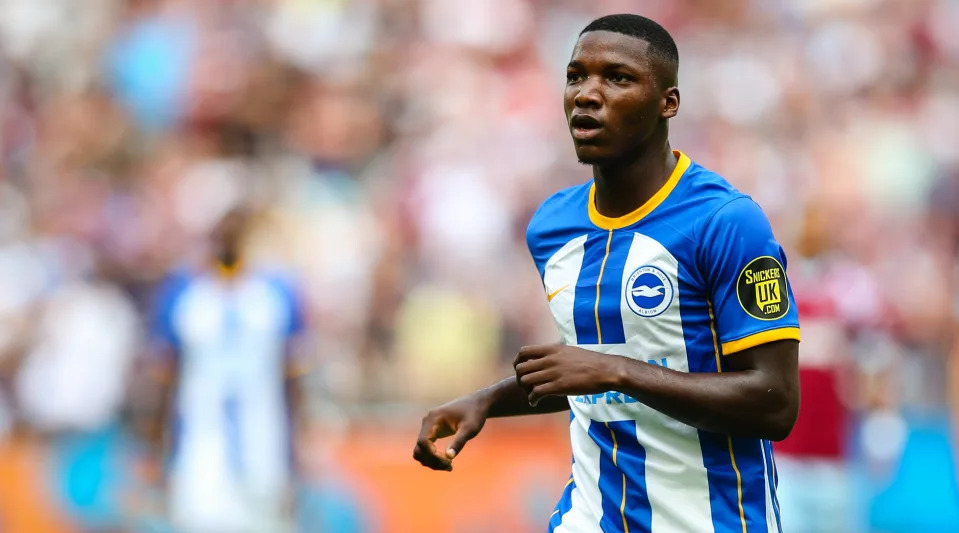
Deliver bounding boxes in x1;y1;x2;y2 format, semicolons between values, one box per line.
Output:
413;14;800;533
149;208;307;532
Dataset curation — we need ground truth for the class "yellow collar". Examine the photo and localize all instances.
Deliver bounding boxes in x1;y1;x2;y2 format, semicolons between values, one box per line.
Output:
214;260;244;278
587;150;691;230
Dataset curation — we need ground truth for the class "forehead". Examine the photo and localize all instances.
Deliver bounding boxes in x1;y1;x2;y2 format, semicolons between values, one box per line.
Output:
569;31;653;70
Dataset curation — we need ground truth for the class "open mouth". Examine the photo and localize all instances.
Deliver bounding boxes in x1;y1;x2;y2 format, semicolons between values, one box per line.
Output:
570;114;603;140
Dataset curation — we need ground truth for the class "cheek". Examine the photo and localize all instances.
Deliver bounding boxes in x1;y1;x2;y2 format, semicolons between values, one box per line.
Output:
563;92;575;116
619;101;659;137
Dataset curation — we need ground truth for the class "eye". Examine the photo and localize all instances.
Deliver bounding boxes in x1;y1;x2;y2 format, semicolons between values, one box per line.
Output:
566;72;584;83
609;73;633;84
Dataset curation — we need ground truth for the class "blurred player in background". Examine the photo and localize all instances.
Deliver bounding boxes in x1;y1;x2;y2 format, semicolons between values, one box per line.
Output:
148;207;308;532
414;14;800;533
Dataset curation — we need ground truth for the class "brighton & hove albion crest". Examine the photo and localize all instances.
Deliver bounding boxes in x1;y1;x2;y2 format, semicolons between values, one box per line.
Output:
625;265;673;317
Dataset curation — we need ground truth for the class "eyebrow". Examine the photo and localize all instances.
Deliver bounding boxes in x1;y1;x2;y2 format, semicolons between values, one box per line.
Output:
567;60;640;71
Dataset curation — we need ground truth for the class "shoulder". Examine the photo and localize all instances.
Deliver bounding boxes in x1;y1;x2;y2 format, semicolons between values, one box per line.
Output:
525;182;591;276
154;267;195;305
257;270;302;298
150;268;197;340
684;159;751;215
674;157;767;237
252;269;306;332
527;182;591;237
526;182;591;261
706;196;771;232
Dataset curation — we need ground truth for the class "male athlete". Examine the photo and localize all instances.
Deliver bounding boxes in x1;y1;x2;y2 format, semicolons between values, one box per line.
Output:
150;208;307;532
413;14;800;533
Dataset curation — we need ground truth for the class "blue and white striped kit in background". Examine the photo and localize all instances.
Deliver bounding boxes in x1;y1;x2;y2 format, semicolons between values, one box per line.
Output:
527;151;801;533
153;269;304;532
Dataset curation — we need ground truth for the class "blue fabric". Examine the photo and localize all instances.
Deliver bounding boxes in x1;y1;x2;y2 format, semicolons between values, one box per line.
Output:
150;270;191;350
698;198;800;349
588;420;652;532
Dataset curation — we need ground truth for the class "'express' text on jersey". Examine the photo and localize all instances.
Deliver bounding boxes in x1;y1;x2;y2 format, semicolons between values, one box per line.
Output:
527;151;800;533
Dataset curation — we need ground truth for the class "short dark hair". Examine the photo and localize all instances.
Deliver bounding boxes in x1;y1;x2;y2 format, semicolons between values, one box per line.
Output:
581;14;678;85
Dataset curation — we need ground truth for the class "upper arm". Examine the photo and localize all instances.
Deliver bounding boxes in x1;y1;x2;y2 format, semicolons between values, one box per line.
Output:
149;273;191;354
699;197;801;356
724;339;800;432
147;274;190;384
265;274;309;377
723;339;799;388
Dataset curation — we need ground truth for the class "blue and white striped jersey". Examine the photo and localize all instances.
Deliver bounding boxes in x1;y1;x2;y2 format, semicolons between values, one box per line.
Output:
528;151;800;533
152;268;304;509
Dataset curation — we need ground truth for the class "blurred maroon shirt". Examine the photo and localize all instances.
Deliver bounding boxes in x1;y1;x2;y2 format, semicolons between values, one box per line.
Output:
775;282;846;459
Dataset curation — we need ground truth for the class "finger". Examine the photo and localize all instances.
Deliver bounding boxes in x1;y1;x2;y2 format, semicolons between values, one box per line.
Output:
414;417;453;470
528;382;561;407
514;357;551;378
417;415;440;442
445;423;480;460
514;344;558;366
417;413;457;442
517;369;555;390
413;440;452;471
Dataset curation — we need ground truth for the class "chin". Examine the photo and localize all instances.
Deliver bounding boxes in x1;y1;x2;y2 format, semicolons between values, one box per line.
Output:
574;147;611;166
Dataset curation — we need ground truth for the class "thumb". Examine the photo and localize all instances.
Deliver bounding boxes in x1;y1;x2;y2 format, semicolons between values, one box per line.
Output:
446;424;479;460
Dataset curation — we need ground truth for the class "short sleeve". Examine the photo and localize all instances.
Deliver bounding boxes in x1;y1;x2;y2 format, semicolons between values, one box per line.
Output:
699;197;800;355
150;272;191;352
264;273;306;338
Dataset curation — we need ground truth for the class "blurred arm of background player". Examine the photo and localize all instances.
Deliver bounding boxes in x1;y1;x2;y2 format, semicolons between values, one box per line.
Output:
284;336;311;475
132;342;178;488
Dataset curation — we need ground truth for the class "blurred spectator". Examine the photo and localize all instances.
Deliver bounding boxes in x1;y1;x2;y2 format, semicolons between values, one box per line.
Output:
15;260;138;434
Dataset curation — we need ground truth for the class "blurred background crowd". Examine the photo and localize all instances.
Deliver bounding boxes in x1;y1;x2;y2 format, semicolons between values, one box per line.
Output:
1;0;959;531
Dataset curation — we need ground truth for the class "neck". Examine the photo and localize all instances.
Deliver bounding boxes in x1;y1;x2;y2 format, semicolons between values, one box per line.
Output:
214;255;243;278
591;140;677;219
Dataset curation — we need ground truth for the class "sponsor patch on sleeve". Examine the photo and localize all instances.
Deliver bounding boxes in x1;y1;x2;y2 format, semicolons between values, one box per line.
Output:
736;256;789;320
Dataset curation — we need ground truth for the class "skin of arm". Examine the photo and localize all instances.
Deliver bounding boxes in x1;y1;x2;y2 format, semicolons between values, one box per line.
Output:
413;374;569;471
284;338;311;475
514;339;800;441
143;345;178;450
132;346;178;488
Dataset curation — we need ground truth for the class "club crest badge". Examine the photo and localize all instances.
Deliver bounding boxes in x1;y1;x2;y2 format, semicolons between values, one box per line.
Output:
625;265;673;317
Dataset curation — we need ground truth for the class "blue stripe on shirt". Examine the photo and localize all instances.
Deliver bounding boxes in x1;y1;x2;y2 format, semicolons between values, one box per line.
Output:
588;420;652;532
763;440;783;532
573;233;608;344
548;476;576;532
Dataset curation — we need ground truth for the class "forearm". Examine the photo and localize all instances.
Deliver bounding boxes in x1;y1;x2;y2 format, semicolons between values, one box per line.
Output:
148;382;174;455
480;376;570;418
612;359;796;440
285;376;308;473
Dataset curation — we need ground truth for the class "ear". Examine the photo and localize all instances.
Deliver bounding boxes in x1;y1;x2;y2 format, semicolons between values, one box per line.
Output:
662;87;680;119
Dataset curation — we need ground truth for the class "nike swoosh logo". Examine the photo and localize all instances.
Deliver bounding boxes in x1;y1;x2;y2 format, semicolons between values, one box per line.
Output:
547;284;569;302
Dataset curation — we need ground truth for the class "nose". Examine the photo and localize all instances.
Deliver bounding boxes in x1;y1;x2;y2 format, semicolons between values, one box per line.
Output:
574;76;602;108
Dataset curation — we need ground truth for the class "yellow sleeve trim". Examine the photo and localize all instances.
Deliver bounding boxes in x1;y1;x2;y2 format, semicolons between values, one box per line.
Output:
721;327;800;355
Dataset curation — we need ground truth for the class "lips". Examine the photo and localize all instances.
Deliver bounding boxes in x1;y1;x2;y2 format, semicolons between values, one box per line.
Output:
570;114;602;129
570;114;603;141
